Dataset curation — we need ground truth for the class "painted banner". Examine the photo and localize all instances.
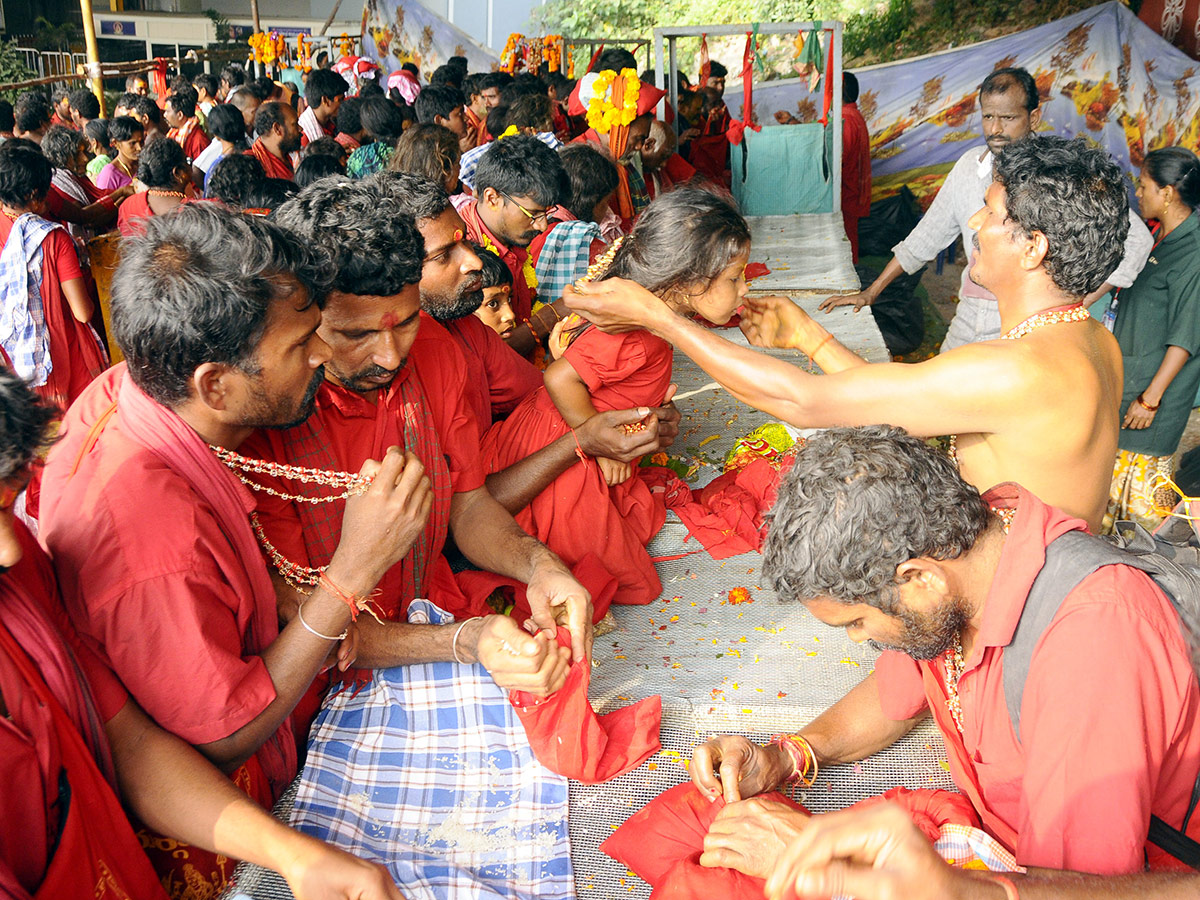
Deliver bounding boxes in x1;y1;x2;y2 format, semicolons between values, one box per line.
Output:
726;1;1200;208
361;0;499;79
1139;0;1200;59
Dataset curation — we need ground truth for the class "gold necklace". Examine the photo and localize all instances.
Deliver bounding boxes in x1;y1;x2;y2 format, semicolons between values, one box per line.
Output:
210;445;373;504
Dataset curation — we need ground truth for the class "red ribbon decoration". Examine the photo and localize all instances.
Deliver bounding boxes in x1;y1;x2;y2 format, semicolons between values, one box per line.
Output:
726;31;762;146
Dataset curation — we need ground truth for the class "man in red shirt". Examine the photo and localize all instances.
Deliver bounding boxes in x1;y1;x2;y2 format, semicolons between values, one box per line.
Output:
459;134;569;359
0;367;403;900
840;72;872;262
249;101;301;180
369;171;682;516
690;426;1200;879
38;204;424;894
255;177;593;692
163;86;211;163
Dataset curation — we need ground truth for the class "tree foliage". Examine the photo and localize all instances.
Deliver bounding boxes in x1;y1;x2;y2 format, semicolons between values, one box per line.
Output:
0;42;38;101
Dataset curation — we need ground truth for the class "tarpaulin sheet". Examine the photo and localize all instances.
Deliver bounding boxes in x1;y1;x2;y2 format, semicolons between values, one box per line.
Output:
730;122;833;215
361;0;498;79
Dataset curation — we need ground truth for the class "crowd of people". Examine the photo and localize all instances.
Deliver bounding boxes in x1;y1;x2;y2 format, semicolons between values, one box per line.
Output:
0;46;1199;900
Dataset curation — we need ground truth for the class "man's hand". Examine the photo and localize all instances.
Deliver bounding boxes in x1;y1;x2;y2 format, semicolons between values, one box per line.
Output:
598;456;633;485
333;447;432;590
763;803;960;900
1123;397;1157;430
741;295;823;351
691;735;793;803
524;559;593;664
279;835;406;900
574;396;681;462
818;288;877;313
700;797;811;878
468;616;571;695
564;278;674;334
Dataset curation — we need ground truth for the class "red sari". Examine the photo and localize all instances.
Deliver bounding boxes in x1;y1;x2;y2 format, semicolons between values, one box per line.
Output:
482;325;672;605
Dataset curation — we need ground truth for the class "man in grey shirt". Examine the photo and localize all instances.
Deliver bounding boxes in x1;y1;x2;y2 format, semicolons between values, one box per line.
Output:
821;66;1153;351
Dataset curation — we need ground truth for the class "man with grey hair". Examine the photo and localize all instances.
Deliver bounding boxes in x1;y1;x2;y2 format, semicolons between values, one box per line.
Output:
686;425;1200;881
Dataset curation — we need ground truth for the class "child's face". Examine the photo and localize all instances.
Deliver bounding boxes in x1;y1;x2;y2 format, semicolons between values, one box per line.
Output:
475;285;516;339
684;250;750;325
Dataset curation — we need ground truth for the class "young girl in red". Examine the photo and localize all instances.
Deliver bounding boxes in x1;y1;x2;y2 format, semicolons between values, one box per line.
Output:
482;188;751;605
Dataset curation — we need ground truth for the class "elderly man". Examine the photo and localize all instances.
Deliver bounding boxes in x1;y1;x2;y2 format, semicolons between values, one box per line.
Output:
37;204;424;893
249;100;302;179
693;425;1200;879
568;136;1127;532
821;67;1152;349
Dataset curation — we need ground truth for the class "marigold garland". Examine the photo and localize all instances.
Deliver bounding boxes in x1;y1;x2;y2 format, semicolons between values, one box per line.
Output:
585;68;641;134
480;233;537;292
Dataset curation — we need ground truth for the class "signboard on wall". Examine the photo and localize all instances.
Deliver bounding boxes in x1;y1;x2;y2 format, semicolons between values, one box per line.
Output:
100;20;138;36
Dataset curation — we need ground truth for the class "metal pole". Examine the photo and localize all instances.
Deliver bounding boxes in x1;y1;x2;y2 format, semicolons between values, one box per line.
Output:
250;0;263;77
318;0;345;37
78;0;106;116
668;37;678;135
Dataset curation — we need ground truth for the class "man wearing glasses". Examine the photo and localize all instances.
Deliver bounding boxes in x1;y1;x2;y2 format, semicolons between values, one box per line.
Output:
458;134;570;359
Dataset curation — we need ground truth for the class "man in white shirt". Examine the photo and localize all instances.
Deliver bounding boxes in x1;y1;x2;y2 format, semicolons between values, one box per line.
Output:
298;68;349;147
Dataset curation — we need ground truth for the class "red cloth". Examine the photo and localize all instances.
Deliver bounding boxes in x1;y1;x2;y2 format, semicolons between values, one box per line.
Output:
670;457;788;560
116;191;154;236
335;132;361;153
876;484;1200;874
482;327;672;605
442;313;543;428
0;218;107;413
725;32;762;148
662;152;696;186
38;366;297;803
464;106;489;148
841;101;872;263
510;624;661;783
248;138;294;180
169;119;211;161
459;199;535;323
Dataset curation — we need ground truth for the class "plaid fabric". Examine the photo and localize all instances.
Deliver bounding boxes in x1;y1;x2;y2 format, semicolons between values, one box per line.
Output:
459;131;563;192
347;142;394;179
290;599;575;900
0;213;62;387
534;220;600;304
934;823;1025;873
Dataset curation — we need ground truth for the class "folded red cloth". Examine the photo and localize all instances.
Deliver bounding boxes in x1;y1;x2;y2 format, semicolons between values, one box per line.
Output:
510;627;662;783
673;458;784;559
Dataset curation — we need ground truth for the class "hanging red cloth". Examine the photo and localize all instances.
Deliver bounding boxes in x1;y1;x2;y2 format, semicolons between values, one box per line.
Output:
725;31;762;146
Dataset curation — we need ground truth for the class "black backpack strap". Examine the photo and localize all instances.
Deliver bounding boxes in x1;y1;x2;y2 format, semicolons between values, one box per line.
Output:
1148;814;1200;870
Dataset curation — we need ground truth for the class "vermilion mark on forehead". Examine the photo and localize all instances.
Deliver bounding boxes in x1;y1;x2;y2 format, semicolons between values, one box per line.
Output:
380;313;399;329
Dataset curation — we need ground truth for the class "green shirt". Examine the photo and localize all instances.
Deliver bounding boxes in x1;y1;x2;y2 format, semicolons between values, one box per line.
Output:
86;154;111;180
1113;212;1200;456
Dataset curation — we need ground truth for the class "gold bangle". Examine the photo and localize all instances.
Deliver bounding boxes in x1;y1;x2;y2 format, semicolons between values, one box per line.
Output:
1137;391;1160;412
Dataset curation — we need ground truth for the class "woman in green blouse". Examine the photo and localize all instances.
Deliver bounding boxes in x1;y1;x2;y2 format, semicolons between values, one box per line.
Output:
1106;146;1200;531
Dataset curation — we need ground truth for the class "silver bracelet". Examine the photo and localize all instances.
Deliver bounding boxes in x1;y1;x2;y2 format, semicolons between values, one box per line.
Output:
297;601;348;642
452;617;480;664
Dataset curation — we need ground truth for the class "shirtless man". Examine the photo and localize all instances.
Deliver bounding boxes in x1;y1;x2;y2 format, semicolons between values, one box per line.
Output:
566;135;1128;532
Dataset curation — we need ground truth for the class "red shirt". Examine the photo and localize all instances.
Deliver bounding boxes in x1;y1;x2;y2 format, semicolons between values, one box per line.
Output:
442;313;542;428
876;484;1200;874
38;368;288;776
248;138;294;180
841;102;872;218
240;316;486;621
459;198;535;322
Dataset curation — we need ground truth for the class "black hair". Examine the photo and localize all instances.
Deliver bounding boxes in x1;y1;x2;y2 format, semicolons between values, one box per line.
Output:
113;204;332;406
0;101;13;133
557;143;619;222
474;133;567;208
979;66;1038;113
602;187;750;295
415;84;464;125
843;71;860;103
304;67;349;109
359;96;406;141
133;95;162;127
337;95;363;135
1144;146;1200;211
206;103;247;146
124;73;147;92
401;62;420;77
0;143;52;207
430;64;461;88
52;86;70;105
192;72;219;98
499;79;543;107
480;73;507;93
206;153;266;206
462;72;486;100
274;177;424;296
41;125;85;170
14;92;51;134
254;76;278;99
707;61;728;79
84;118;111;153
115;92;141;113
0;368;57;481
245;79;272;102
359;79;385;98
993;135;1129;297
166;86;198;118
137;135;187;188
303;136;345;160
474;242;512;289
506;94;553;132
68;88;101;120
485;105;508;138
294;153;344;188
389;123;459;185
366;170;451;223
594;48;637;73
109;115;143;144
241;177;298;212
221;64;246;89
448;56;468;72
254;101;292;138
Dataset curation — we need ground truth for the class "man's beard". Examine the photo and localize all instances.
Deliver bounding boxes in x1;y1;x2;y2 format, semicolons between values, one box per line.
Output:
281;133;302;155
244;365;326;431
329;360;404;394
422;277;484;322
868;594;971;661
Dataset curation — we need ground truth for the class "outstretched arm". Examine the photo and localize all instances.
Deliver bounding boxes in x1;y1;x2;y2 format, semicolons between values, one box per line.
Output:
740;295;869;374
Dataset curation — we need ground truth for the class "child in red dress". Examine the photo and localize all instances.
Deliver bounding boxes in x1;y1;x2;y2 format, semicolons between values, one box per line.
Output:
483;188;751;605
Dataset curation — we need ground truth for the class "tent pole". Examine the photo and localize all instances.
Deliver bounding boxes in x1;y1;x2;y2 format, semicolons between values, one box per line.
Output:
78;0;106;116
